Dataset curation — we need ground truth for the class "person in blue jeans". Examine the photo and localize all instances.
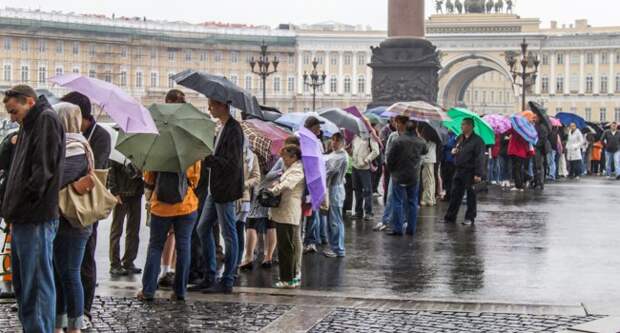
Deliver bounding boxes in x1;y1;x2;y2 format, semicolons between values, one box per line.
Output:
386;118;428;235
602;122;620;179
2;85;65;332
195;99;245;294
139;162;201;301
323;133;348;258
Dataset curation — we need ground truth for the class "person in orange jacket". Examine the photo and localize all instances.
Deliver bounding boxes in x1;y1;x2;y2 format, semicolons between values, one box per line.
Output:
592;141;604;176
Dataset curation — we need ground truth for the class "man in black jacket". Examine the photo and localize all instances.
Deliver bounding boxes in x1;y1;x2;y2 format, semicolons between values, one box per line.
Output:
60;91;111;321
602;121;620;179
2;85;65;332
444;118;485;226
195;98;244;293
386;120;428;236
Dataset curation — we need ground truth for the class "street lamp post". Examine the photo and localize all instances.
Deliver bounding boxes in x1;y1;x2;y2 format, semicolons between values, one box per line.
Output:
505;38;540;111
303;58;327;112
249;40;279;105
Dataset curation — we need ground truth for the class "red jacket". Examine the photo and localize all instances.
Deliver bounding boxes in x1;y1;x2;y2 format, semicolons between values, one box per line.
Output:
491;134;501;158
508;129;531;159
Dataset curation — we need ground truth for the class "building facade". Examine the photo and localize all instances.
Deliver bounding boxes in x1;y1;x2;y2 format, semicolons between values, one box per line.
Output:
0;7;619;123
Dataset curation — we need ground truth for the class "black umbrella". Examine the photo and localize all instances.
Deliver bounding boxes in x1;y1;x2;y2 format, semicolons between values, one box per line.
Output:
418;120;448;145
258;105;283;122
585;121;604;140
529;101;552;131
172;69;263;119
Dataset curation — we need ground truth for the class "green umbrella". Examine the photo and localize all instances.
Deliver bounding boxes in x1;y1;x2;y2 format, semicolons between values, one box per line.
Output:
442;108;495;145
363;112;384;125
116;103;216;172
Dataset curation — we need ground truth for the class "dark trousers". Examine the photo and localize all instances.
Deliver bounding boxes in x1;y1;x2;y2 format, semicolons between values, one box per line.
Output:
80;222;98;319
109;195;142;269
444;170;477;222
441;162;455;201
343;173;353;214
275;223;300;282
371;163;382;194
512;157;526;189
383;165;391;205
352;168;373;216
190;197;207;281
569;160;582;178
533;150;545;187
592;160;601;174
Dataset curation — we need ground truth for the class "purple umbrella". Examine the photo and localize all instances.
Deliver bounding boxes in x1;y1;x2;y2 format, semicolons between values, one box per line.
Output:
483;114;511;134
298;127;327;210
510;114;538;145
50;73;158;134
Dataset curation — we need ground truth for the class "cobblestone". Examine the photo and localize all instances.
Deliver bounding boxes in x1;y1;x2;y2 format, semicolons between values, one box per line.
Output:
309;308;603;333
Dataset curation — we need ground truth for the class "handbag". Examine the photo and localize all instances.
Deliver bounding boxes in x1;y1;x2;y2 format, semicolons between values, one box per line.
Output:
257;188;281;208
58;142;118;228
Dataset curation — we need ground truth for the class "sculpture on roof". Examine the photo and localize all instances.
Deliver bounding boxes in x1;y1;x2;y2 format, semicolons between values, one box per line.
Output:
455;0;464;14
506;0;514;13
494;0;504;13
485;0;494;13
435;0;444;14
446;0;455;13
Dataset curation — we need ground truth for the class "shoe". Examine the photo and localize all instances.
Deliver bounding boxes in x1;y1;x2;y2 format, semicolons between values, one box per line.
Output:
81;317;93;330
373;223;387;232
510;187;520;192
170;293;185;302
202;282;233;294
291;277;302;288
443;218;456;224
575;176;580;180
462;219;474;226
110;267;129;276
323;249;338;258
352;214;363;220
303;244;318;254
187;279;213;292
123;265;142;274
386;230;403;236
275;280;298;289
363;214;373;222
158;272;175;288
136;290;154;302
616;175;620;180
261;261;273;269
239;261;254;271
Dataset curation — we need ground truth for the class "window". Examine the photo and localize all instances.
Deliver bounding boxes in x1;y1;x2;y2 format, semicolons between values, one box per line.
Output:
38;40;46;53
229;75;238;86
288;54;294;64
168;73;175;88
88;69;96;78
542;54;549;65
555;107;563;114
273;77;281;93
150;48;157;60
331;55;337;66
231;51;239;64
303;107;310;113
287;77;295;93
358;54;366;66
55;67;63;77
303;81;309;93
498;90;503;103
344;54;352;65
303;54;310;65
20;65;28;82
556;53;564;65
474;91;478;102
121;47;128;57
330;77;338;93
570;53;580;65
482;91;487;103
505;92;510;103
185;50;192;62
599;108;607;122
21;39;28;52
200;51;207;62
616;52;620;65
89;44;96;56
586;52;594;65
150;72;158;87
135;72;143;88
615;108;620;122
316;56;323;65
586;75;593;93
601;76;609;93
556;76;564;93
541;77;549;93
490;91;495;104
168;50;176;62
601;52;609;65
3;64;10;81
72;67;79;74
357;76;366;94
585;108;592;121
3;38;10;50
570;74;579;93
120;71;127;86
38;66;46;83
72;42;79;55
245;76;252;91
215;52;223;62
56;41;63;54
103;71;112;83
344;77;352;93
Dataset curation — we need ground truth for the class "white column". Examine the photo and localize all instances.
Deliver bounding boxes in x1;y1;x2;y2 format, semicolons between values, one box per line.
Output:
338;52;344;94
366;51;372;95
579;53;585;94
352;52;358;95
594;52;600;94
297;50;303;95
324;51;330;95
609;52;615;94
550;52;556;95
564;53;570;95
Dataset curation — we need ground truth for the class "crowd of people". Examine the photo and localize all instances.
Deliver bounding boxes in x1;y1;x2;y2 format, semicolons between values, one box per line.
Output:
0;82;619;333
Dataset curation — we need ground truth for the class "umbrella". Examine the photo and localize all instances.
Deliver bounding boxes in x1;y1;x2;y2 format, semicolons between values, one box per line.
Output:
483;114;512;134
49;73;158;134
99;123;128;165
549;116;562;127
367;106;389;119
584;121;605;140
172;70;262;119
385;101;450;122
442;108;495;145
344;106;374;132
241;119;292;172
318;107;369;137
36;89;60;105
274;112;339;137
418;120;449;145
521;110;537;122
363;113;382;125
298;127;327;210
529;101;552;131
510;114;539;145
258;105;282;122
556;112;586;129
116;103;216;172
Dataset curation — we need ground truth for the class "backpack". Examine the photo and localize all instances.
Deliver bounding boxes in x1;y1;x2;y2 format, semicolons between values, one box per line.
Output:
155;172;189;204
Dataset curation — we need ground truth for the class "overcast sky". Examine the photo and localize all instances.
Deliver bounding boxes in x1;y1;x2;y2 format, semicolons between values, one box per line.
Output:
2;0;617;30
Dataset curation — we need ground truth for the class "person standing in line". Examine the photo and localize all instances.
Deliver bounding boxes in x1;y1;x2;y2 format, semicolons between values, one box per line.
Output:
508;129;530;192
443;118;485;226
419;127;437;207
546;127;561;182
108;159;144;277
2;85;65;332
591;140;603;176
323;133;348;258
235;141;261;271
195;98;244;294
386;120;428;236
379;119;395;205
350;133;379;221
533;118;550;190
440;132;457;201
59;91;111;323
566;123;585;179
301;116;324;254
602;121;620;179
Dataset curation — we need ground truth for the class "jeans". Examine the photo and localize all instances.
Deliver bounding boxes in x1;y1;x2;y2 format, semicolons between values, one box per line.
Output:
605;151;620;176
319;214;328;244
327;185;345;256
381;179;394;225
81;222;98;318
352;168;373;216
546;151;557;180
390;181;420;234
142;212;196;298
12;220;59;333
54;229;90;329
197;195;237;287
303;211;321;247
488;158;498;183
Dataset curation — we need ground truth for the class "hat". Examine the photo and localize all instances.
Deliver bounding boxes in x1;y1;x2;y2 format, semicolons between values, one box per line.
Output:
60;91;93;121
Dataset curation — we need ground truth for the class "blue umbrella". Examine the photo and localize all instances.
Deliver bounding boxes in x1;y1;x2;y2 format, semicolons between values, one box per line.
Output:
366;106;389;119
555;112;586;129
510;115;538;145
274;112;339;137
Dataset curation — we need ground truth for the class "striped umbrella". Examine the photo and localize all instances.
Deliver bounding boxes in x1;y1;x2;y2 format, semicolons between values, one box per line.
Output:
384;101;450;122
241;119;292;172
510;114;538;145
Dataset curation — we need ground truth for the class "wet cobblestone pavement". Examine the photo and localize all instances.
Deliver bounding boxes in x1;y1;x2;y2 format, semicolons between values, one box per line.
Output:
309;308;602;333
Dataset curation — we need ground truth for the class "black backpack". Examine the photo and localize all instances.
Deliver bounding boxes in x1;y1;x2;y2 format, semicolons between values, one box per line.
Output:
155;172;189;204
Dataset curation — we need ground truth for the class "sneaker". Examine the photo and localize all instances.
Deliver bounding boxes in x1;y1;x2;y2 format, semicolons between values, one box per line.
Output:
386;230;403;236
110;267;129;276
363;214;373;222
373;223;387;232
275;280;298;289
202;282;233;294
510;187;520;192
123;265;142;274
187;278;214;292
323;249;338;258
462;219;474;226
575;176;580;180
158;272;175;288
81;317;93;330
616;175;620;180
303;244;318;254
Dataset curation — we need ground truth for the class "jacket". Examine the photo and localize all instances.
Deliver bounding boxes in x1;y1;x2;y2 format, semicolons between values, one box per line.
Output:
566;129;584;161
108;160;144;198
508;129;530;159
351;135;379;170
453;132;485;178
535;123;551;154
2;96;65;224
144;161;201;218
602;130;620;153
269;161;305;226
59;153;92;236
241;153;261;202
592;141;603;161
325;148;348;187
83;122;111;170
386;131;428;186
205;117;244;203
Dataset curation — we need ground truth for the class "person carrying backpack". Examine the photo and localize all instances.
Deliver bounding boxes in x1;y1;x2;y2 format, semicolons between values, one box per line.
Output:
138;161;201;302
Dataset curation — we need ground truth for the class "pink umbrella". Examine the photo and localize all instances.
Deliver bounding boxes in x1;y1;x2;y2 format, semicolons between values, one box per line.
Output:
50;73;158;134
244;118;291;156
483;114;511;134
549;116;562;127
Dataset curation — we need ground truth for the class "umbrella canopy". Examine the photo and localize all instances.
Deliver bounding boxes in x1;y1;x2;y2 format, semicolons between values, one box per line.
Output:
556;112;586;129
36;89;60;105
482;114;512;134
366;106;389;119
418;120;449;145
258;105;283;122
529;101;552;131
116;103;216;172
363;113;382;125
344;106;374;132
241;119;292;172
385;101;450;122
443;108;495;145
274;112;339;137
318;107;369;137
510;114;539;145
521;110;537;122
584;121;605;140
172;70;262;119
549;116;562;127
298;127;327;210
49;73;158;134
